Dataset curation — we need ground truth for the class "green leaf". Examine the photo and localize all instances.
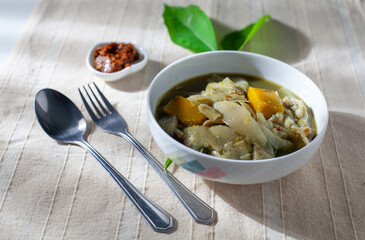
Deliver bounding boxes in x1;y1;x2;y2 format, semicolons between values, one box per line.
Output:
221;15;271;51
163;4;218;52
164;158;173;171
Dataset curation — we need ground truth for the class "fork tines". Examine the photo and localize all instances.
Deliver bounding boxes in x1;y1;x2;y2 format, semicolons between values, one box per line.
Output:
78;83;115;120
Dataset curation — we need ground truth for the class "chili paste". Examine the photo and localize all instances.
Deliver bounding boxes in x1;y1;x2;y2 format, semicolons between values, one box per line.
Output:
94;42;139;73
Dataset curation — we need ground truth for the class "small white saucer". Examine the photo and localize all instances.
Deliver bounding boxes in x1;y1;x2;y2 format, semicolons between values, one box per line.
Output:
86;42;148;82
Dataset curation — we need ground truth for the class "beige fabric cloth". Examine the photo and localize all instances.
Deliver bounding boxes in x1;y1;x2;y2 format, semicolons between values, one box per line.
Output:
0;0;364;239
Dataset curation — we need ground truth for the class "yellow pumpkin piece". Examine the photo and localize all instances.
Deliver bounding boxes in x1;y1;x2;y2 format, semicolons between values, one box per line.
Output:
247;87;284;119
163;96;206;125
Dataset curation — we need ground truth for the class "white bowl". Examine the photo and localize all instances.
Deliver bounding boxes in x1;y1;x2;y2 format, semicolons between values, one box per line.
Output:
147;51;328;184
86;42;148;82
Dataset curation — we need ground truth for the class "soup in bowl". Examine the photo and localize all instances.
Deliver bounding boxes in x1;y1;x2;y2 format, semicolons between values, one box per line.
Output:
147;51;328;184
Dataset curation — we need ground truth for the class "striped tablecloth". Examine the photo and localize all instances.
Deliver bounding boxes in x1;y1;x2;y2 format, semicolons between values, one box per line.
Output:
0;0;364;239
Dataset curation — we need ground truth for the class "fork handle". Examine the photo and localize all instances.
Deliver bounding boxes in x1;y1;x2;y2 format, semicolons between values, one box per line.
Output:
77;139;173;232
120;132;216;224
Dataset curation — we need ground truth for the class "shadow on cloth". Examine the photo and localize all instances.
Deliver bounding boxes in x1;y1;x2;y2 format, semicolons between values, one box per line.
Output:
243;19;311;64
212;18;311;64
106;60;165;92
202;111;365;240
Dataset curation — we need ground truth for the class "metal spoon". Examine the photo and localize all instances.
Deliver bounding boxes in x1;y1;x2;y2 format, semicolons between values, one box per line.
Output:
34;88;173;232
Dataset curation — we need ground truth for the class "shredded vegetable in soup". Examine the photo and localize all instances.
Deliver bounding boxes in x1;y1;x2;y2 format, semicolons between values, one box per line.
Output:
156;74;316;160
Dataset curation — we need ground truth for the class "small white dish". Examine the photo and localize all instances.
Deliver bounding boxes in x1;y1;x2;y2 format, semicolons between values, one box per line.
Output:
86;42;148;82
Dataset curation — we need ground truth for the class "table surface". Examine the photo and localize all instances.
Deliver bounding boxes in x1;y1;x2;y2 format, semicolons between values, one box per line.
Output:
0;0;41;71
0;0;364;239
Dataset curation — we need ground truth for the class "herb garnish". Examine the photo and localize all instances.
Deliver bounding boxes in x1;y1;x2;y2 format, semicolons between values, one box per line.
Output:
164;158;173;170
163;4;271;53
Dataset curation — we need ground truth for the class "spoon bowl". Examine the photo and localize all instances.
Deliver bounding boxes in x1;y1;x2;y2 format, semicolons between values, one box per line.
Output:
35;89;86;143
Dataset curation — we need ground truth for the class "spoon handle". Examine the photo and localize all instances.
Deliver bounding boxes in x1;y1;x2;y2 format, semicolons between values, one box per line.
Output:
120;131;216;224
78;139;173;232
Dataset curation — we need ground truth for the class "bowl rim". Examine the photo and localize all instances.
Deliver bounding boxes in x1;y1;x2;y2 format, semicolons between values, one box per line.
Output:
85;41;147;77
147;50;329;164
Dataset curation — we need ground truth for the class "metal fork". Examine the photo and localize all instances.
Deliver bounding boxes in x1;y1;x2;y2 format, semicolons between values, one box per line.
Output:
79;83;215;224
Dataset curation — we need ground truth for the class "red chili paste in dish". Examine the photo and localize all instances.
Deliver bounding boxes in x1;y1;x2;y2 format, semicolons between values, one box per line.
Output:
94;42;139;73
